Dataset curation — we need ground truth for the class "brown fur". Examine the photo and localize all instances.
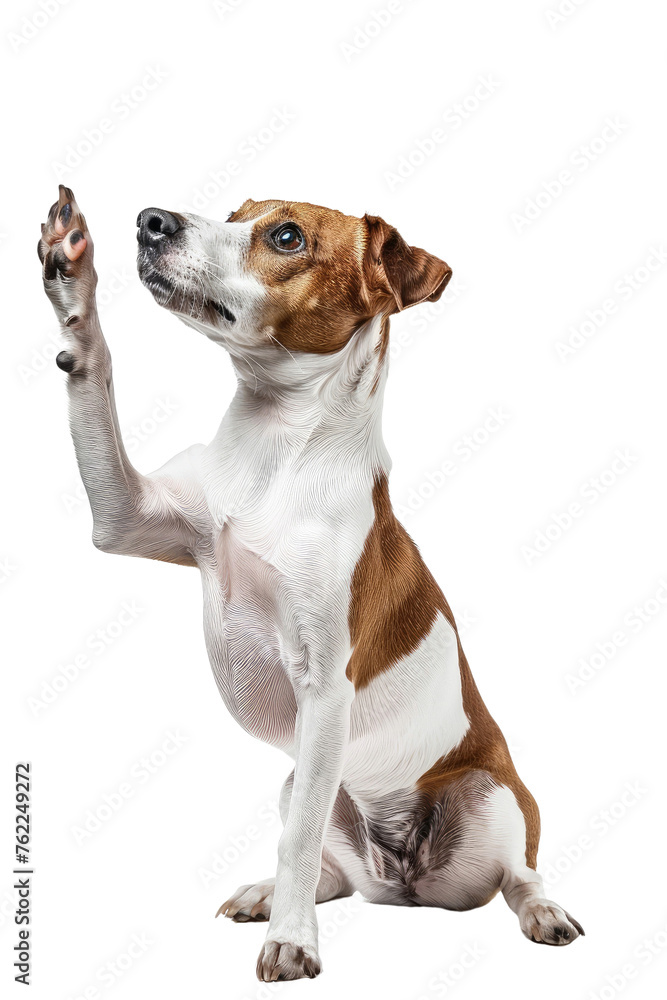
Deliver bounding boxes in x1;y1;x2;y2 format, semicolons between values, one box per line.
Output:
348;473;540;868
363;214;452;310
228;199;450;354
417;648;541;869
347;472;446;689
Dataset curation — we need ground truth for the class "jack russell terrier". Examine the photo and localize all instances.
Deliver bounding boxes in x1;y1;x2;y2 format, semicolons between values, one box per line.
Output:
38;185;584;982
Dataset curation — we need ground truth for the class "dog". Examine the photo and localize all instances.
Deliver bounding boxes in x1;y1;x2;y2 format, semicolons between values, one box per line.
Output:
38;185;584;982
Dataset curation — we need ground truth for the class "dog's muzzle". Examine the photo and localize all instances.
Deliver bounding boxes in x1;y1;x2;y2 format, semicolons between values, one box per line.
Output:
136;208;236;324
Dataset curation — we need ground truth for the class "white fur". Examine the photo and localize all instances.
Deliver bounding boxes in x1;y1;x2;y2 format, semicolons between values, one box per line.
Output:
344;612;470;806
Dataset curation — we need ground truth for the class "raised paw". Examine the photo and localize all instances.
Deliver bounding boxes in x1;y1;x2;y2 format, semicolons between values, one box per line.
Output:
256;939;321;982
38;185;97;330
216;879;275;923
520;899;585;946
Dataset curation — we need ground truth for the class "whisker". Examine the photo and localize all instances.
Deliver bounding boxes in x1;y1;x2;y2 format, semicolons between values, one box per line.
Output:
239;351;259;393
267;332;305;374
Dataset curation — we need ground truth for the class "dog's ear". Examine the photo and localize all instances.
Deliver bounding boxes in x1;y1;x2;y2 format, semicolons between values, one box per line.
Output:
363;214;452;314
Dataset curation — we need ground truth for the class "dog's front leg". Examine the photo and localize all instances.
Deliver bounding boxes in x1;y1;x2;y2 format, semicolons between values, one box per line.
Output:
38;186;201;564
256;670;354;982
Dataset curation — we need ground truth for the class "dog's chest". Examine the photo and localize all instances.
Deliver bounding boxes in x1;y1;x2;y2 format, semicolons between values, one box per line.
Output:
193;430;376;749
198;523;299;750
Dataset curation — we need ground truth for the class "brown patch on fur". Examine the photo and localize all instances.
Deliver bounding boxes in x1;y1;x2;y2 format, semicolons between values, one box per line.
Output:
417;639;541;869
228;199;451;354
347;473;445;688
348;472;540;869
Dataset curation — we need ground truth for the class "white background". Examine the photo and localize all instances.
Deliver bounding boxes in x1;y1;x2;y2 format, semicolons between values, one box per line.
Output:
2;0;666;998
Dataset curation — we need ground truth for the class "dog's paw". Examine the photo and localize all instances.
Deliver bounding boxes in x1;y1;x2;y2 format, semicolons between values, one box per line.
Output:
256;938;321;982
216;879;275;922
520;899;585;946
38;185;97;334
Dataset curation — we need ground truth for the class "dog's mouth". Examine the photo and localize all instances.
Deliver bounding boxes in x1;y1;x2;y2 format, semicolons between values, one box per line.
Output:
138;257;236;325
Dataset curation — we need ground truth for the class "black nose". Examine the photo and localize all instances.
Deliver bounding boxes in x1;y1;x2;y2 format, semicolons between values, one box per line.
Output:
136;208;181;247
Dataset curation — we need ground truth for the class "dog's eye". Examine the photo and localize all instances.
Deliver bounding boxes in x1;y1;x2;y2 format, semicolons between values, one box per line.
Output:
271;224;304;253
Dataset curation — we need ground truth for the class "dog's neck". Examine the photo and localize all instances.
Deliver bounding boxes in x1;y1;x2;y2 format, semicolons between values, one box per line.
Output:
214;315;391;471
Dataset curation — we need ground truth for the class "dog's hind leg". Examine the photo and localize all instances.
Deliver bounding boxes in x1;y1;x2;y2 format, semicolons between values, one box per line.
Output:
411;771;585;945
217;771;354;923
502;868;585;945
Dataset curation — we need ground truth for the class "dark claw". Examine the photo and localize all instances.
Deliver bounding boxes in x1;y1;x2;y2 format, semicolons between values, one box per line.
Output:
59;203;72;226
565;911;585;936
70;230;83;246
56;351;76;373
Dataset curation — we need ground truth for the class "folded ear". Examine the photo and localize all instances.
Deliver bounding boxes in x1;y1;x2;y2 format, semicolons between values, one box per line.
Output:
363;214;452;314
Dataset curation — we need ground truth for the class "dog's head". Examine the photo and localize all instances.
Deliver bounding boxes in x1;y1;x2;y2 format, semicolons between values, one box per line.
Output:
136;198;451;357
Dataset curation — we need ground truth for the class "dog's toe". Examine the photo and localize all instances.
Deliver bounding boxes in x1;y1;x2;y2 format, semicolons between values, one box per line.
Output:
216;879;275;922
39;185;90;264
520;900;585;946
256;939;321;982
39;186;97;329
62;229;87;262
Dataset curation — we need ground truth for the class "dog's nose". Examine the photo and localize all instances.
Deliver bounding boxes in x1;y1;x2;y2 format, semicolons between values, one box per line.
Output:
136;208;181;247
